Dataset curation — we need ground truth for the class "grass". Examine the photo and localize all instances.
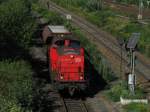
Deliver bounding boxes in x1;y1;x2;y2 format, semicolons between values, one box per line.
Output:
0;60;33;112
123;103;150;112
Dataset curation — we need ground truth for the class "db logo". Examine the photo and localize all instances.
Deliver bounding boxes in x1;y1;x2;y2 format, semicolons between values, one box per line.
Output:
75;58;81;62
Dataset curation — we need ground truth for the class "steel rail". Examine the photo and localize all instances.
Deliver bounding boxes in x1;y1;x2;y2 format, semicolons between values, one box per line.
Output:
63;98;88;112
104;0;150;18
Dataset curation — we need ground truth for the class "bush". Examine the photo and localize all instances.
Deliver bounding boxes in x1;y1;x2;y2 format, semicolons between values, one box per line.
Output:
123;103;150;112
86;0;102;11
32;3;65;25
0;60;33;112
0;0;37;47
0;97;23;112
106;82;145;102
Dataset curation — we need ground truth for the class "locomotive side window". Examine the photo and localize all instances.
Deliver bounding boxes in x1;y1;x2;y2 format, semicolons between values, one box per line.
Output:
69;40;80;48
55;40;64;46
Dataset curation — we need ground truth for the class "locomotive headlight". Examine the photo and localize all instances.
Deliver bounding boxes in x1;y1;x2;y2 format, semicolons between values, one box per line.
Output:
70;55;74;58
60;76;64;80
80;76;83;80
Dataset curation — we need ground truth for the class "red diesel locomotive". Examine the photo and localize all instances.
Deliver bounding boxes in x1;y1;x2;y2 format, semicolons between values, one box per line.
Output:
42;25;87;95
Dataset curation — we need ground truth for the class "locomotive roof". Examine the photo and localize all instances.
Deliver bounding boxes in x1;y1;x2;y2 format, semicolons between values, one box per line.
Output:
48;25;71;35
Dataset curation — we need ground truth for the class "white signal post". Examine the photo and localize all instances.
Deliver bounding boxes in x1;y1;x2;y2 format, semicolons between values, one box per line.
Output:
138;0;144;20
66;14;72;20
66;14;72;25
147;0;150;8
126;33;140;95
128;49;136;95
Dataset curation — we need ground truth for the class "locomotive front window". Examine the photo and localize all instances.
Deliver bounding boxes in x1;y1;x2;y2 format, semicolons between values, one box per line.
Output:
63;50;80;55
56;39;81;55
63;40;80;55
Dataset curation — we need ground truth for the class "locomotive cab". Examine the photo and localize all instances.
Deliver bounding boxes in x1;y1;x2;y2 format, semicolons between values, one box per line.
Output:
56;39;84;81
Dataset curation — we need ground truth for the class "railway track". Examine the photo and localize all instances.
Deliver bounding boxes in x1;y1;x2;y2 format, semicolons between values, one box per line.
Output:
47;91;90;112
40;86;90;112
104;0;150;19
63;98;88;112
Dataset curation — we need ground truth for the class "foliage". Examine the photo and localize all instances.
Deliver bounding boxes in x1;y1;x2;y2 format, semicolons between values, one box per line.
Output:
0;60;33;112
0;97;23;112
0;0;37;48
0;0;37;111
123;103;150;112
86;0;102;11
32;2;65;25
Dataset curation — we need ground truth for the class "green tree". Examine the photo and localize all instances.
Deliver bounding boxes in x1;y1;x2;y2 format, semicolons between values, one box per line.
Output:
0;0;37;47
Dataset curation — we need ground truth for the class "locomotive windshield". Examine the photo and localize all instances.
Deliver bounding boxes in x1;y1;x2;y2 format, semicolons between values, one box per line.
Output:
56;39;81;55
63;48;80;55
55;40;80;48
